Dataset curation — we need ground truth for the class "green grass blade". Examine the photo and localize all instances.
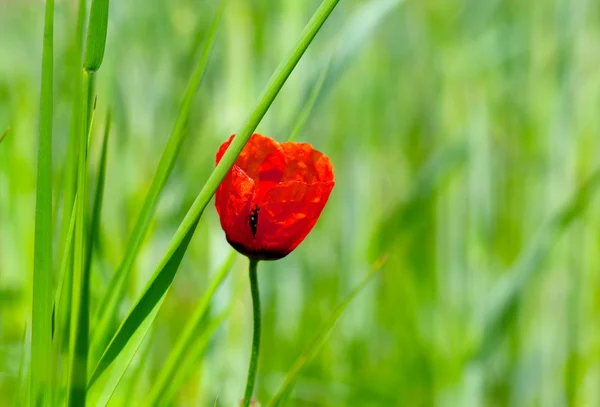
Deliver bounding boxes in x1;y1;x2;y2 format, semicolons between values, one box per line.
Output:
88;0;340;390
84;0;110;72
16;324;30;407
476;169;600;359
286;0;403;135
30;0;55;404
51;199;76;405
328;0;402;77
57;0;87;275
89;0;226;366
119;326;156;406
287;54;333;142
0;127;9;145
66;77;94;406
54;202;77;339
85;109;111;281
87;221;200;406
267;257;387;407
143;251;237;406
160;311;232;407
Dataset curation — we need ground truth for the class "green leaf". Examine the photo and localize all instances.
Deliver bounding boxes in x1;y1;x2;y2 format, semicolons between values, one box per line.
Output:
160;310;232;407
84;0;110;72
286;0;404;135
476;169;600;359
87;220;200;406
89;0;227;368
267;257;387;406
287;54;333;142
30;0;55;404
51;200;76;405
85;109;111;282
57;0;87;284
88;0;340;391
66;75;95;406
143;251;237;406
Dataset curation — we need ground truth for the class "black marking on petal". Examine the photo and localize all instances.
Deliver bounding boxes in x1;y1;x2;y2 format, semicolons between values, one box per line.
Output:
249;204;260;238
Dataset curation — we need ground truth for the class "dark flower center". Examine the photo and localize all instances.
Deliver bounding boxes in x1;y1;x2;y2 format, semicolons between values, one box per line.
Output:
249;204;260;238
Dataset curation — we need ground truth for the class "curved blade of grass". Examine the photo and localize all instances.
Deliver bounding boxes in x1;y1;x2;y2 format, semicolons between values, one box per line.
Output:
66;80;95;406
88;0;340;390
51;200;76;406
0;127;9;145
85;109;111;284
30;0;55;404
287;53;333;143
143;251;237;406
87;221;200;406
53;202;77;340
268;256;387;407
119;325;156;406
160;310;232;407
285;0;404;137
89;0;227;365
475;169;600;359
327;0;402;78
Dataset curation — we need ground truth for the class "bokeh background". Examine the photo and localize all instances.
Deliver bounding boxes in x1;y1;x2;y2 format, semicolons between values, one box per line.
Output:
2;0;600;405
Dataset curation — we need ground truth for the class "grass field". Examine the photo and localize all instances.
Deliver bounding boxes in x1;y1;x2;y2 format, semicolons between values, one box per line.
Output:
2;0;600;405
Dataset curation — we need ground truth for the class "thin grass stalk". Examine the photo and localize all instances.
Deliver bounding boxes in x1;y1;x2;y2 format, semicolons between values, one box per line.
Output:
88;0;341;389
287;53;333;142
476;169;600;360
160;310;232;406
57;0;87;271
268;256;387;406
67;0;110;401
30;0;55;404
17;324;31;407
66;73;95;406
143;250;236;406
89;0;227;364
85;109;112;287
51;200;76;405
121;326;156;404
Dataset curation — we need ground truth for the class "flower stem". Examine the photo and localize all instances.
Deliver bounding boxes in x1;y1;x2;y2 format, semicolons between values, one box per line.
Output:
243;259;261;406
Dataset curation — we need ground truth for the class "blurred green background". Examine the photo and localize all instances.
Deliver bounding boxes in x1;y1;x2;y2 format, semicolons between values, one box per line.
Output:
2;0;600;405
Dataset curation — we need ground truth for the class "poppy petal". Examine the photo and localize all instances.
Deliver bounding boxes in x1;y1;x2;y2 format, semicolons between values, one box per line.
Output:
257;180;335;257
280;142;334;184
217;134;286;184
215;165;256;249
215;134;236;164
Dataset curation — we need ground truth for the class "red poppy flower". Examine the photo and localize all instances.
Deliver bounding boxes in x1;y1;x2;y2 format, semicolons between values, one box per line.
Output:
215;133;335;260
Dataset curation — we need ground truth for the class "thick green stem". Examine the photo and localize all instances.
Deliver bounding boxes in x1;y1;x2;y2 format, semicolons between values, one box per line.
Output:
243;259;261;406
67;69;94;407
